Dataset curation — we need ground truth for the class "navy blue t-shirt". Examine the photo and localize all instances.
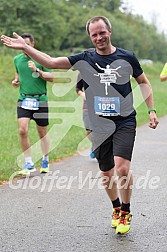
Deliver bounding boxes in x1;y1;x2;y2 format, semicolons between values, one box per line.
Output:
68;48;143;132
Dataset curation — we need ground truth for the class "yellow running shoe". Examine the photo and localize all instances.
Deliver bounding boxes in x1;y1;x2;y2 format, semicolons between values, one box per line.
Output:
19;162;36;175
116;210;132;234
111;207;121;228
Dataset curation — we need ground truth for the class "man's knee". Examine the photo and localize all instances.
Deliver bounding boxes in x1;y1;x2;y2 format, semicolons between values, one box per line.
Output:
115;157;131;176
18;126;28;136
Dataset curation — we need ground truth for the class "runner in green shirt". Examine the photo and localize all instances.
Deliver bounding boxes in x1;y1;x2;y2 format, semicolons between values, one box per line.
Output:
12;32;54;174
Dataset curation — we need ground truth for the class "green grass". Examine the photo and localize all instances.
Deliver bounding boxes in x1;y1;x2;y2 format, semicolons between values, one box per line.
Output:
0;55;167;182
134;62;167;126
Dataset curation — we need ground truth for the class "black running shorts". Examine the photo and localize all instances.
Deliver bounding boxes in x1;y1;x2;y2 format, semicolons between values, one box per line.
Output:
93;125;136;172
17;100;49;127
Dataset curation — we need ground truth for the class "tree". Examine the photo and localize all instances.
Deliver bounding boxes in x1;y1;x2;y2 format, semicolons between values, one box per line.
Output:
62;0;123;11
0;0;67;51
0;0;167;61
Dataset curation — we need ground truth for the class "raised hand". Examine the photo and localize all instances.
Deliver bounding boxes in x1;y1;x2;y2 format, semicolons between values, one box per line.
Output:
28;61;36;72
1;32;26;50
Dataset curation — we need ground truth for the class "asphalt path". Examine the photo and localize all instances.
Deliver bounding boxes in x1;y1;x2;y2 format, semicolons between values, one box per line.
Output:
0;116;167;252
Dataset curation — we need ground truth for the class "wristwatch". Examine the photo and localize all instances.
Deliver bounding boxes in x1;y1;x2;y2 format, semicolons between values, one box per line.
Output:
36;68;40;73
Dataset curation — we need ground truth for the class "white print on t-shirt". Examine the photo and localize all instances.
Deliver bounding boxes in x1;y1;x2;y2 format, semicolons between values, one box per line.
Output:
94;63;122;95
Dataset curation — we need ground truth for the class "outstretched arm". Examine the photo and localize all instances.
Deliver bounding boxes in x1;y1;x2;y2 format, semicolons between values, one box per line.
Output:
1;32;72;70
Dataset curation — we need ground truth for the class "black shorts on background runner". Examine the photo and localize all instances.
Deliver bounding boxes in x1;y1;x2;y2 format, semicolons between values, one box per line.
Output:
17;100;49;127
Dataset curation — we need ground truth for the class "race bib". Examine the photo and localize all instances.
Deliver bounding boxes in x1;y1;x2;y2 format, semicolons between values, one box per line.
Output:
21;98;39;110
94;96;120;116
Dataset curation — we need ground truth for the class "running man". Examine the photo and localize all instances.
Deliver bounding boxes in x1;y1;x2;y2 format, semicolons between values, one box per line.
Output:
1;16;158;234
11;33;54;174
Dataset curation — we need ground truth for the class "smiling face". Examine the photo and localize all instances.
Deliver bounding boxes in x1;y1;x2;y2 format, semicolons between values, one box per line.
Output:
88;19;112;54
